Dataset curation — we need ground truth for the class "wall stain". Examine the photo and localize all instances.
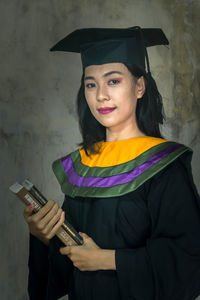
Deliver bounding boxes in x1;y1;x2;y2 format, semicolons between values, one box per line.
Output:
162;0;200;141
21;3;29;14
0;128;14;147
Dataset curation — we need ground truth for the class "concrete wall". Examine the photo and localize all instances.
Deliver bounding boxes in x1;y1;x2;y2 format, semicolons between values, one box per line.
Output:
0;0;199;299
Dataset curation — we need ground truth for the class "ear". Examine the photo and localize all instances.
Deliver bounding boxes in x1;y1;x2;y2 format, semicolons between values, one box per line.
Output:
136;76;146;99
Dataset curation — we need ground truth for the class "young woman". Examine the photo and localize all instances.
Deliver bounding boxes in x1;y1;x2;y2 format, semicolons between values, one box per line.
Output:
24;27;200;300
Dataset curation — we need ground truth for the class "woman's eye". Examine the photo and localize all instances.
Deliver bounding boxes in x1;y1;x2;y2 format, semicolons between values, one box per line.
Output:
85;83;96;88
108;79;121;85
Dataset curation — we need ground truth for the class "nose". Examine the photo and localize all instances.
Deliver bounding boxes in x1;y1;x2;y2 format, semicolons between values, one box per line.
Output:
97;84;110;102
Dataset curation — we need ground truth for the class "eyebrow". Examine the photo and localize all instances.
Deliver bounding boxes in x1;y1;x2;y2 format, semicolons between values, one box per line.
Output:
84;71;123;81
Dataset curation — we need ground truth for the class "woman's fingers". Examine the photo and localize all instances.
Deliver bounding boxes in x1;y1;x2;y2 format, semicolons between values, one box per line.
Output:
60;246;72;256
41;208;63;235
45;211;66;239
32;202;60;229
30;200;56;223
79;232;89;239
23;204;35;221
23;199;66;243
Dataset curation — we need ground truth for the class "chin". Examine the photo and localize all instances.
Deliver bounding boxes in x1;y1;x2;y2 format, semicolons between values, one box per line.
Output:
95;118;116;128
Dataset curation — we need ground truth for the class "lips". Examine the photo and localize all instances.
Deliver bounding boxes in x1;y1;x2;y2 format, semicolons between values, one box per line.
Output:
97;107;116;114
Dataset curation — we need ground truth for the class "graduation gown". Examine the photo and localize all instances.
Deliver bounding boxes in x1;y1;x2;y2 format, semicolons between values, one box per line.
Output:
28;137;200;300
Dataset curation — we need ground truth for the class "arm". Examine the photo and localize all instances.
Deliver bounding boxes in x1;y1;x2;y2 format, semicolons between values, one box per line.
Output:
115;158;200;300
60;232;116;271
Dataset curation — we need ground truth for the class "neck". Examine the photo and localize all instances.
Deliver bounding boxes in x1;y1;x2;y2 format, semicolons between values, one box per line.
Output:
106;123;145;142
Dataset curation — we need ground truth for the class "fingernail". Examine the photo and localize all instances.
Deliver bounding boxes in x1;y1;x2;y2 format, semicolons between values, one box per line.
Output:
29;204;33;209
62;211;65;216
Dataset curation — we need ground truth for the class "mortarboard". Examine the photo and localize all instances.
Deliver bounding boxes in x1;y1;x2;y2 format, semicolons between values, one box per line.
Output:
50;26;169;72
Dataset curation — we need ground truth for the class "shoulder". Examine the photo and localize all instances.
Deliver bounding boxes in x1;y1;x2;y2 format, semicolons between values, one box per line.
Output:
51;138;193;199
146;151;197;198
151;154;190;181
52;147;82;185
52;147;81;167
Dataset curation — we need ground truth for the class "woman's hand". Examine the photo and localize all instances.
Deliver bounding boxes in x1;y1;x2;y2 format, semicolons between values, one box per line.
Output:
60;233;116;271
23;200;65;246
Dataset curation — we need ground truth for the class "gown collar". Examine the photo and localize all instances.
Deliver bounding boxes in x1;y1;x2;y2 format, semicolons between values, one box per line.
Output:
52;137;191;198
79;136;167;167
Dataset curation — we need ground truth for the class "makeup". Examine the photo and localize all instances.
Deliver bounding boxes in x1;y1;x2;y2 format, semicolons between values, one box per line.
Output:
98;107;116;114
108;78;122;84
9;181;83;246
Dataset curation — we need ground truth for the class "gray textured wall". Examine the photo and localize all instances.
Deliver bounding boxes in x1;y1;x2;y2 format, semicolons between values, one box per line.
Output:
0;0;200;299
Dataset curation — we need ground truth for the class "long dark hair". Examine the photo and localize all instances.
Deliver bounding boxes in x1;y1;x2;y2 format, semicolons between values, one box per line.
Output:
76;64;164;155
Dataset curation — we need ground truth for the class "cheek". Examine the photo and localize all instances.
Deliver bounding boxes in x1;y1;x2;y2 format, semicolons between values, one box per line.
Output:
117;88;137;109
116;82;136;98
85;92;97;113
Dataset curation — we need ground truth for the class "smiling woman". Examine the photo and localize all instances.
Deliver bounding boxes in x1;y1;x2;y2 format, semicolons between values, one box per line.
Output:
77;61;163;154
83;63;145;142
24;26;200;300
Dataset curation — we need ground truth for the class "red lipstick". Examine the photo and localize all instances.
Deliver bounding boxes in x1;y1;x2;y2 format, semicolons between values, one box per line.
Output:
98;107;116;114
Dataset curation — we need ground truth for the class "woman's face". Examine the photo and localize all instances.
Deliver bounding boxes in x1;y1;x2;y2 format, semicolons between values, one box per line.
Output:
84;63;145;133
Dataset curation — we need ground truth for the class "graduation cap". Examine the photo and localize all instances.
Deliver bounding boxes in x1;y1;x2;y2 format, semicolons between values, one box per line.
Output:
50;26;169;72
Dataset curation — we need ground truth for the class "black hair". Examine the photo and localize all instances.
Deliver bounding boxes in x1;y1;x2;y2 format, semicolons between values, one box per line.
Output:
76;64;164;155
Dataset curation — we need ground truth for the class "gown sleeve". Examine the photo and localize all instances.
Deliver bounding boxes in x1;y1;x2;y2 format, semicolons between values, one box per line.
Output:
28;234;49;299
115;157;200;300
28;200;74;300
46;235;73;300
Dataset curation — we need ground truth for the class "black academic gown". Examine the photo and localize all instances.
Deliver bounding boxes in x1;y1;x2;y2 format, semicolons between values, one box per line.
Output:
28;153;200;300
